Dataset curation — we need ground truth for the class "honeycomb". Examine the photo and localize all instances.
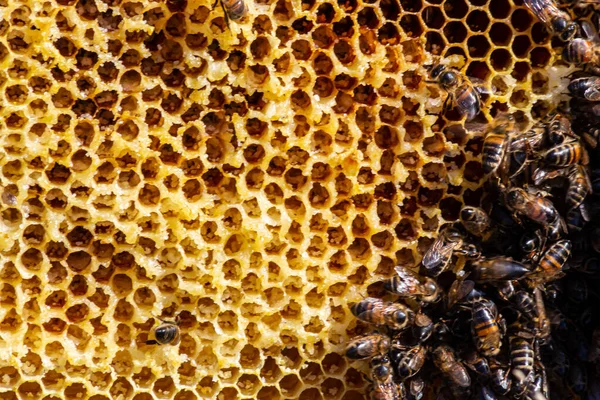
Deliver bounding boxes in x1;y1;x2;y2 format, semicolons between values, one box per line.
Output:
0;0;574;399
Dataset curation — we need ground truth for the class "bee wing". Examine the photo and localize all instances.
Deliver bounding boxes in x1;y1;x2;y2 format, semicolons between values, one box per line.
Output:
469;77;495;96
448;279;475;308
422;237;453;269
391;265;422;295
584;84;600;101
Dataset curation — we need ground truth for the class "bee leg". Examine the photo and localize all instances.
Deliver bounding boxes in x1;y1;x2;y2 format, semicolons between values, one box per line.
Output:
145;339;159;345
220;0;232;29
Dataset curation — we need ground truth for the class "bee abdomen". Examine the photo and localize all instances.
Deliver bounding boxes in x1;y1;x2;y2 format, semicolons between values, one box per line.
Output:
482;133;506;174
543;142;583;167
538;240;571;273
563;39;593;64
222;0;248;20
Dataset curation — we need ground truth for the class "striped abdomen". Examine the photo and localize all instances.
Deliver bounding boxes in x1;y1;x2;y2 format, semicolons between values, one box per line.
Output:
482;133;506;174
222;0;248;21
524;197;557;224
513;291;537;321
538;240;571;275
566;166;591;210
510;337;534;378
563;39;593;65
472;300;501;356
543;142;584;166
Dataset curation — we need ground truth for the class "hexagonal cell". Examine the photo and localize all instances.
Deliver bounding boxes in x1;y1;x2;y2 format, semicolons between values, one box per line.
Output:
466;10;489;32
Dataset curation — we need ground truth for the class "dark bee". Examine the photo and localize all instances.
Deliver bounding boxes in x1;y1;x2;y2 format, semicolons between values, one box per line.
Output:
528;239;571;284
389;344;427;379
411;312;433;343
350;298;414;330
146;317;181;346
509;335;535;392
505;188;560;226
432;345;471;388
547;113;575;144
470;257;531;282
447;277;476;308
522;0;577;41
520;230;545;263
568;76;600;101
460;206;492;238
214;0;248;26
384;265;441;303
421;227;474;277
471;298;503;356
464;350;491;376
513;369;549;400
513;290;538;321
541;141;587;167
533;287;551;340
481;114;516;175
370;355;401;400
346;333;391;360
566;165;592;211
428;64;482;121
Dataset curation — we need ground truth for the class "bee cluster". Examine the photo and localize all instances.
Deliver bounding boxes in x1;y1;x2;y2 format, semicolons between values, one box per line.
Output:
344;2;600;400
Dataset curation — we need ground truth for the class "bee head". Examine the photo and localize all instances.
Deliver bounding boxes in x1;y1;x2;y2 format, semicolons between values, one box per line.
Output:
370;355;391;380
555;18;577;42
506;188;525;208
520;232;540;252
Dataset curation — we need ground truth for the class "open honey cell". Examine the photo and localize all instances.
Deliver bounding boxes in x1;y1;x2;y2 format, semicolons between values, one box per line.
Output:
0;0;584;398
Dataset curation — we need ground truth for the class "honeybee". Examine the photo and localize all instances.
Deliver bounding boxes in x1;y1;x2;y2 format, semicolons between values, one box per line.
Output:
384;265;441;303
428;64;482;122
432;345;471;388
460;206;492;238
471;298;503;356
513;369;549;400
421;227;475;277
566;165;592;211
213;0;248;26
541;141;588;167
470;256;531;282
346;333;391;360
510;335;535;393
464;350;491;376
370;355;402;400
533;287;551;340
409;312;433;344
447;277;476;308
505;187;561;227
547;113;576;145
146;316;181;346
568;76;600;101
523;0;578;41
350;298;415;330
481;113;516;175
520;230;545;263
527;239;572;284
390;344;427;379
